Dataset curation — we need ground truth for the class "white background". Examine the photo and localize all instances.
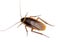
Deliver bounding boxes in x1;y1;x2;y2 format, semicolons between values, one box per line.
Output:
0;0;59;42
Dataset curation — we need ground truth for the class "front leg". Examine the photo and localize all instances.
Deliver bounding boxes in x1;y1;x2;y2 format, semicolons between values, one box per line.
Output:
25;25;28;36
30;15;41;18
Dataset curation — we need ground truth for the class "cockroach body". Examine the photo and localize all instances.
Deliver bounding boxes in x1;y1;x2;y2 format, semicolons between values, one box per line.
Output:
21;17;46;31
20;15;53;38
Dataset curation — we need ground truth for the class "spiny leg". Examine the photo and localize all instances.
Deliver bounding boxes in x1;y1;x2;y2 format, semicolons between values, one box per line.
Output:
17;23;23;28
30;16;40;21
30;15;41;18
25;25;28;36
31;28;49;38
37;17;54;26
30;15;41;20
30;16;53;26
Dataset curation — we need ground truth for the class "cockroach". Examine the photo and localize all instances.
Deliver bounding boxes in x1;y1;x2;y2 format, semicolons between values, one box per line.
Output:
18;13;53;38
0;13;53;38
0;0;53;38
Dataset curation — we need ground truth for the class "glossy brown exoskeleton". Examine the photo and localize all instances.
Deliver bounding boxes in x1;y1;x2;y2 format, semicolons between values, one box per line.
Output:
20;15;53;38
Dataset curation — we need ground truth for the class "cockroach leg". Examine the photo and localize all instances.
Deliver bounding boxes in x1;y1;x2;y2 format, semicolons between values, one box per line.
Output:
25;25;28;36
37;17;54;26
17;23;22;28
31;28;49;38
30;16;53;26
24;12;28;17
30;15;41;18
30;15;40;20
31;28;34;31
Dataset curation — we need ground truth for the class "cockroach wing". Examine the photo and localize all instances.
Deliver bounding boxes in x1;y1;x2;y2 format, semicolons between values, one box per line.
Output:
30;21;46;30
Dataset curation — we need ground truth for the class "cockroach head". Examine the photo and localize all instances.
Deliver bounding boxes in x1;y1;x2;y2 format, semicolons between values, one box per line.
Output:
21;17;26;22
21;18;24;22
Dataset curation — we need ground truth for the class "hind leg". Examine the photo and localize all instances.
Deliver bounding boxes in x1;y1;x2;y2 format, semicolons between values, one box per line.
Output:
31;28;49;38
37;17;54;26
30;16;53;26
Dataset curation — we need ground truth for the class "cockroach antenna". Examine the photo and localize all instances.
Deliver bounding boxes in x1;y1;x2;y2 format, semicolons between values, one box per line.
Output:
0;0;22;31
19;0;22;18
0;21;20;31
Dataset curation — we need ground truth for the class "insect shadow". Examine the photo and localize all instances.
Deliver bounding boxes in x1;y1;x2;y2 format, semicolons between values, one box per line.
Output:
0;12;54;38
